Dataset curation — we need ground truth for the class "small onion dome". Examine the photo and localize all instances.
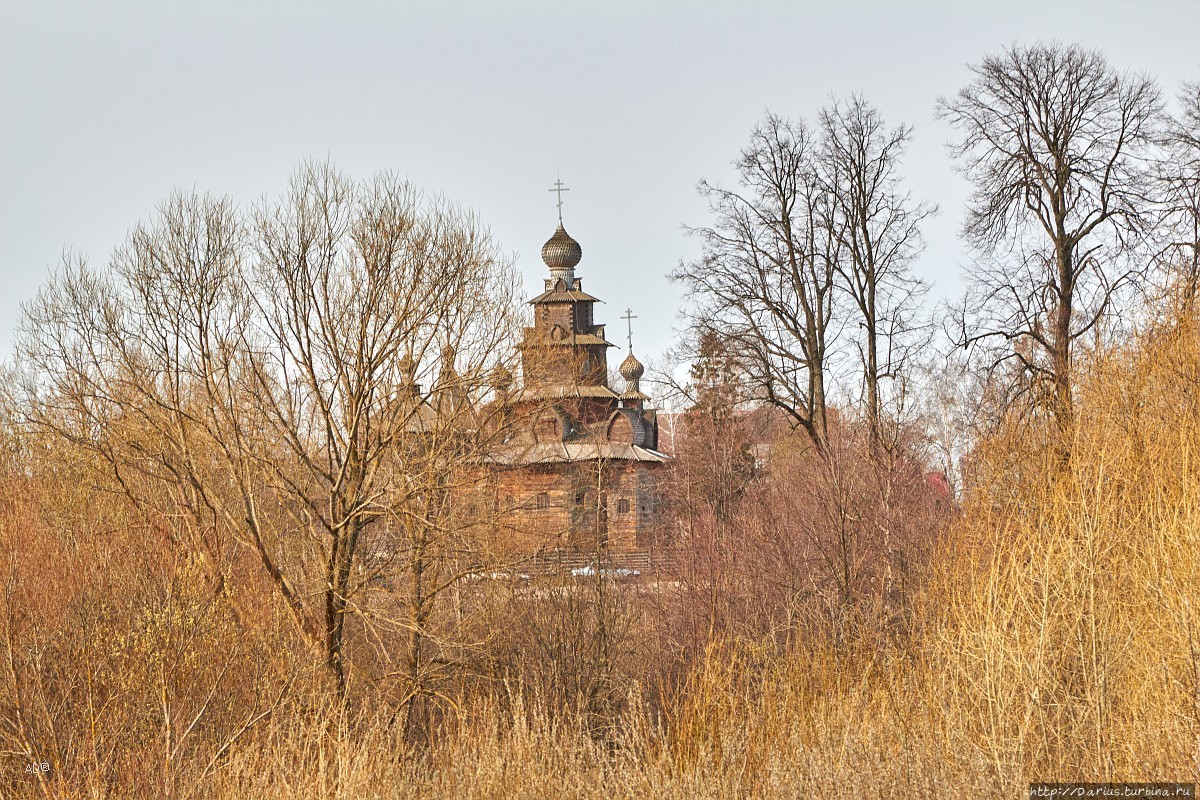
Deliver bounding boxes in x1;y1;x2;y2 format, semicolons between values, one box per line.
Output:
399;353;417;383
620;352;645;382
540;223;582;271
490;362;513;393
440;344;457;367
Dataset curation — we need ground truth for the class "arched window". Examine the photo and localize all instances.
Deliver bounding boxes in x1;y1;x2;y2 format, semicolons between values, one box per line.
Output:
536;492;549;511
617;498;630;514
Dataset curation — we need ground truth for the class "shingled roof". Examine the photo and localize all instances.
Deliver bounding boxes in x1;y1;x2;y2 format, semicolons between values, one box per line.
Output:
486;441;671;465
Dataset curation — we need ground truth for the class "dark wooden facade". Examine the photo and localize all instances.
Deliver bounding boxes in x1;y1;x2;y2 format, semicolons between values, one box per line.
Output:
488;220;668;554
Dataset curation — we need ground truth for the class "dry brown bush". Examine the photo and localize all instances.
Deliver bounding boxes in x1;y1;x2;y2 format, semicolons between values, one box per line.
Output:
660;405;950;664
0;444;313;799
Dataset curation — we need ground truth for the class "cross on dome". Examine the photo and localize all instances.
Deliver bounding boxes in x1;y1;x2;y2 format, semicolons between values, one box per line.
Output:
548;178;570;221
621;308;638;352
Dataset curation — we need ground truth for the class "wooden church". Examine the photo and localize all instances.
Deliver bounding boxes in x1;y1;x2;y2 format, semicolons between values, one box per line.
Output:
486;197;669;554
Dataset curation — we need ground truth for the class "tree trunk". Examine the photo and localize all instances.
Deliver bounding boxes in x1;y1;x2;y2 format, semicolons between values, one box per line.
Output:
1054;242;1075;444
325;516;360;698
865;316;880;451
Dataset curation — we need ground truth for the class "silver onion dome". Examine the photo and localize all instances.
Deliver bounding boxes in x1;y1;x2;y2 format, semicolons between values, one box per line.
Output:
541;223;582;275
620;351;645;382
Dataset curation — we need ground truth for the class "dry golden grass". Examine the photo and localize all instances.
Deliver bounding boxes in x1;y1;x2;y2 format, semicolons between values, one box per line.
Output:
928;314;1200;785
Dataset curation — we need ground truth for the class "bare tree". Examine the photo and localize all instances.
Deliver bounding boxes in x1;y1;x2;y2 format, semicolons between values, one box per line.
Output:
938;42;1162;434
1154;81;1200;308
658;332;762;650
674;114;839;452
15;162;523;701
818;95;935;450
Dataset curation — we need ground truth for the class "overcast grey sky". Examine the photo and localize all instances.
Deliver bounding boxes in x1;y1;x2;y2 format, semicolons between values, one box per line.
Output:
2;0;1198;369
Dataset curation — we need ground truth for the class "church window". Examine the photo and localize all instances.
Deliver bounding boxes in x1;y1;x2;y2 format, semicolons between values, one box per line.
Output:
574;490;586;506
535;492;549;511
617;498;630;514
